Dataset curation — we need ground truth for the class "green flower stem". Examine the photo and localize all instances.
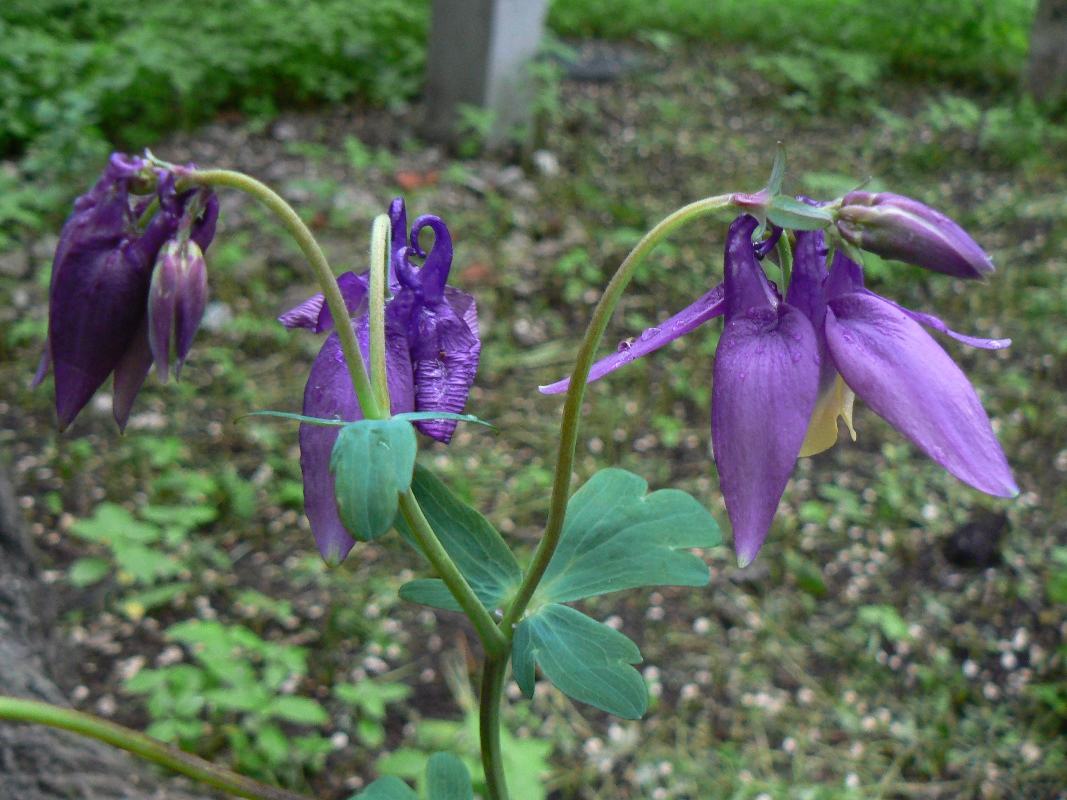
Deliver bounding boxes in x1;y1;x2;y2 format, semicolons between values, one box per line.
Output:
501;194;734;630
0;697;311;800
478;655;510;800
398;492;509;658
369;213;391;414
185;169;384;421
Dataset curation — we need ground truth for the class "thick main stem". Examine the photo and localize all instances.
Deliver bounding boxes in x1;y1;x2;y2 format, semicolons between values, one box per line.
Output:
479;656;510;800
501;195;733;630
184;169;383;421
0;697;311;800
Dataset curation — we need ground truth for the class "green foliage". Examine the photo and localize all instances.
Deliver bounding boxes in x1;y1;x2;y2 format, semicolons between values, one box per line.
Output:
751;43;886;113
330;419;418;546
124;619;333;783
513;603;647;719
533;468;720;605
334;679;412;748
1047;548;1067;605
398;465;522;613
548;0;1033;88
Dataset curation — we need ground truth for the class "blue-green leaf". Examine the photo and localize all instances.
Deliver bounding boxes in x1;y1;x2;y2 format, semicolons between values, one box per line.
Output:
349;776;418;800
392;411;498;432
513;603;647;719
766;195;834;230
330;419;417;542
397;465;522;612
426;753;473;800
766;142;786;196
534;468;720;605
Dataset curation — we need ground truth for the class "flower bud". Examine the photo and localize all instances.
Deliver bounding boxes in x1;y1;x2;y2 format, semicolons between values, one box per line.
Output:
836;191;994;279
148;238;208;381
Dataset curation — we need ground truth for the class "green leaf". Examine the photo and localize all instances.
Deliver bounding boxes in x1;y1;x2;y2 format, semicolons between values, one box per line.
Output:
350;776;418;800
396;466;522;612
766;195;834;230
512;603;647;719
266;695;329;725
766;142;786;196
534;469;720;605
330;419;418;545
858;604;911;642
68;557;111;587
426;753;473;800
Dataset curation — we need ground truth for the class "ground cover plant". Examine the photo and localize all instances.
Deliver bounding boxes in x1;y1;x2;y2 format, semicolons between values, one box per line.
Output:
0;34;1066;800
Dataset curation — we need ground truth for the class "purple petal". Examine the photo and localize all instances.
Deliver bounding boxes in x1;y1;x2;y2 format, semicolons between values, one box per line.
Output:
403;215;453;299
174;242;208;375
112;322;154;431
299;317;415;564
825;292;1017;497
278;271;369;333
148;243;180;380
539;284;726;395
407;297;480;441
713;215;820;566
189;192;220;253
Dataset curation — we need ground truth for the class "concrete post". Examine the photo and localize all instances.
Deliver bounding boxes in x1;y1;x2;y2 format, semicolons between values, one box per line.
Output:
423;0;551;147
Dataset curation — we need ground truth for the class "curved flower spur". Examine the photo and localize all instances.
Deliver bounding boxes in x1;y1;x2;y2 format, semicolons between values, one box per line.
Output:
542;207;1016;566
279;198;481;564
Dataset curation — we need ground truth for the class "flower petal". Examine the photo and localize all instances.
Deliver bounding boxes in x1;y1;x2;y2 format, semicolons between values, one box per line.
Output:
539;284;725;395
408;296;480;441
299;317;414;564
112;321;154;432
825;291;1017;497
713;215;820;566
872;294;1011;350
278;271;369;333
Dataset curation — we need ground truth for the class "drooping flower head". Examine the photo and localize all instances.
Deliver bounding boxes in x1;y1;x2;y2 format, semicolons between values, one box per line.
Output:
542;207;1015;566
33;155;219;430
280;198;480;564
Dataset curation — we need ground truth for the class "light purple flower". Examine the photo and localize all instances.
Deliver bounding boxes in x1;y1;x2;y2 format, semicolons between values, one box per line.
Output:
280;198;480;563
33;156;219;431
542;214;1016;566
835;191;995;279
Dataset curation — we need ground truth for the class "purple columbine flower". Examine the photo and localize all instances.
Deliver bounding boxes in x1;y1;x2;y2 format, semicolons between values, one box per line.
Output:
835;191;995;280
33;155;219;431
542;214;1016;566
280;198;480;564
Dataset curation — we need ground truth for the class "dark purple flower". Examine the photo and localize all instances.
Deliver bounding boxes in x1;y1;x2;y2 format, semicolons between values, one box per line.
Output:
280;198;480;563
835;191;995;279
542;215;1016;566
148;191;218;382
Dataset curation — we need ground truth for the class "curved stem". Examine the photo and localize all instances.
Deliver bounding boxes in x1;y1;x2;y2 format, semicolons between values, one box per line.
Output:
501;195;734;630
369;214;391;413
0;697;311;800
478;656;510;800
184;168;383;421
398;492;509;658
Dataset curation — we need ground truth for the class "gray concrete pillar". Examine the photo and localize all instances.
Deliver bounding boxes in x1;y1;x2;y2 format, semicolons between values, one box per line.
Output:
423;0;551;147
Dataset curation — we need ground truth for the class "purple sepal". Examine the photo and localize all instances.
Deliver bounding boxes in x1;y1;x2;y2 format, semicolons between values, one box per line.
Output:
712;216;819;566
278;271;369;333
824;291;1017;498
299;317;415;564
148;239;209;381
540;284;726;395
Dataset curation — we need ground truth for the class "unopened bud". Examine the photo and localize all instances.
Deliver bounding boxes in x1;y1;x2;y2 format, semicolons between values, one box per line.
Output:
148;239;208;380
836;191;994;279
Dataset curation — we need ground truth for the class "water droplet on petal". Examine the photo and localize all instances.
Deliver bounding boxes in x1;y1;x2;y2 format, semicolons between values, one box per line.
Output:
755;345;764;354
792;352;802;362
738;371;747;379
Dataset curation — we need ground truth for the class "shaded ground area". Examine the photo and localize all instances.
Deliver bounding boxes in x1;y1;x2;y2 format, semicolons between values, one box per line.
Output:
1;42;1065;799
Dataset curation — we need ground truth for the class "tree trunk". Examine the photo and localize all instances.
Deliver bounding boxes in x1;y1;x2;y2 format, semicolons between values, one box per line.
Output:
0;463;213;800
1027;0;1067;105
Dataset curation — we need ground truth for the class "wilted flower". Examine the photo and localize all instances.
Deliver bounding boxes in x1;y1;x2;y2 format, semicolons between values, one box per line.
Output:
542;214;1015;565
280;198;480;564
33;155;219;430
835;191;995;279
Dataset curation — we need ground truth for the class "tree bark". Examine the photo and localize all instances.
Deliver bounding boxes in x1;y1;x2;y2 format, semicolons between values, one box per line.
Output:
0;463;213;800
1027;0;1067;105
